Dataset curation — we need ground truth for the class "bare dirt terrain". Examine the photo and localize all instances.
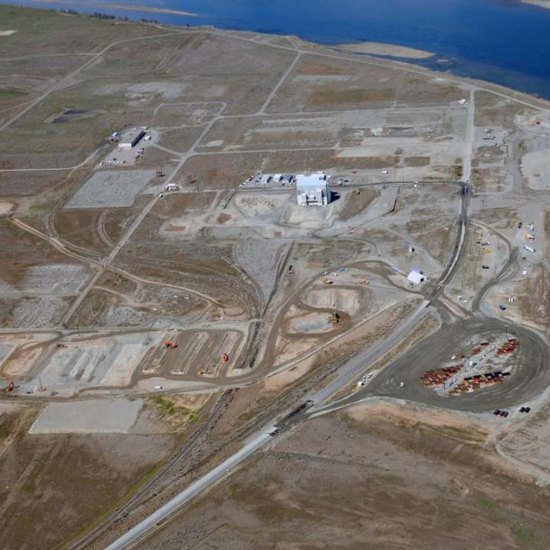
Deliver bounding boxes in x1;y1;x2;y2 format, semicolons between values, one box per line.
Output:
0;5;549;549
0;401;178;550
146;401;550;549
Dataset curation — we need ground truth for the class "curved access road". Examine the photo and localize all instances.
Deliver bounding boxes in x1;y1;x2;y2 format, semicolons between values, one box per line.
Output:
349;319;550;413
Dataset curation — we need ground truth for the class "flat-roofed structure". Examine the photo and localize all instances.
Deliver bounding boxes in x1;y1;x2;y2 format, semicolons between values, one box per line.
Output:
407;269;425;284
296;172;329;206
119;127;146;149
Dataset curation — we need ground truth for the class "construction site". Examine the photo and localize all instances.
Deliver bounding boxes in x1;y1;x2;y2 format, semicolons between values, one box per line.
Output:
1;6;550;549
419;336;521;396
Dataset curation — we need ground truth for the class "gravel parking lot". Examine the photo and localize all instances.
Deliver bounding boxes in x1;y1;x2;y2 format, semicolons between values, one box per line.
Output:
363;319;550;412
65;169;154;209
29;398;143;434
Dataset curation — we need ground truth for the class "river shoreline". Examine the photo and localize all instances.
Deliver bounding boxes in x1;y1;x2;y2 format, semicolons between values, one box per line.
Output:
335;42;434;59
522;0;550;9
14;0;197;17
2;0;550;100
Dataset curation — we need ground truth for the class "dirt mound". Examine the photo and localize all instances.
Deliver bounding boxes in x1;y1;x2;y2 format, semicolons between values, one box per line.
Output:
302;286;362;315
287;311;335;334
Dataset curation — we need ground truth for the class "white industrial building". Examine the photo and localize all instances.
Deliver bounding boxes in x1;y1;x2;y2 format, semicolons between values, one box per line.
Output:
119;127;146;149
407;269;425;284
296;172;329;206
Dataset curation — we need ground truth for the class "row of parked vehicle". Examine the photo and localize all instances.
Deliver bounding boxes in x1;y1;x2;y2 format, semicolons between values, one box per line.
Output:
493;406;531;418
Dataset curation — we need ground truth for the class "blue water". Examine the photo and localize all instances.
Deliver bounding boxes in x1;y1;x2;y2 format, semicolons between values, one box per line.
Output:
7;0;550;97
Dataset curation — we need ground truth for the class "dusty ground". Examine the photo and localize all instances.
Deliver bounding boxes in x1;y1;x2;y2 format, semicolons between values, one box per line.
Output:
1;6;550;549
0;6;482;397
0;401;178;549
361;319;550;412
146;400;550;549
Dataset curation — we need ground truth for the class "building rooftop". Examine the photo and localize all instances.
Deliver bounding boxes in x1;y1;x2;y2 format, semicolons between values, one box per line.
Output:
407;269;425;284
296;172;326;188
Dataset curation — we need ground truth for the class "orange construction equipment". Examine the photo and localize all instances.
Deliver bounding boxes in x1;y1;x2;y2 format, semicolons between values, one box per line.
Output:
164;340;178;349
222;353;229;363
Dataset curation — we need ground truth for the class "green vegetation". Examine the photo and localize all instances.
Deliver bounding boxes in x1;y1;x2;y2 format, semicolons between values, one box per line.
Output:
514;522;537;548
151;395;199;423
65;462;160;549
310;88;393;105
451;163;463;179
475;496;502;512
475;495;540;549
228;477;329;525
0;413;17;440
0;87;26;102
340;188;378;220
404;156;431;167
0;4;161;58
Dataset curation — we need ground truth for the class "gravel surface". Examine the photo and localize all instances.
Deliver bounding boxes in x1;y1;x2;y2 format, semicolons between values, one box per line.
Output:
10;296;68;327
65;170;154;209
29;398;143;434
235;238;286;301
363;318;550;412
19;264;88;293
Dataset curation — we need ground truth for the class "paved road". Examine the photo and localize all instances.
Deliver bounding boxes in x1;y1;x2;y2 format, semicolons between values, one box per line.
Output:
461;89;476;185
55;26;549;550
0;31;189;135
308;300;430;407
106;429;275;550
258;52;302;114
437;184;468;287
102;151;466;549
105;299;430;549
350;319;550;413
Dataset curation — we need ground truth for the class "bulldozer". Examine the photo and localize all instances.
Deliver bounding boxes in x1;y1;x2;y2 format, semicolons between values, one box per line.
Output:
331;312;341;326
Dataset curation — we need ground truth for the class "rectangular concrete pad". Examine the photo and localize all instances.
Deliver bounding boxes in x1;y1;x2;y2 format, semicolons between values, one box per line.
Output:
65;169;154;209
29;398;143;434
0;343;13;367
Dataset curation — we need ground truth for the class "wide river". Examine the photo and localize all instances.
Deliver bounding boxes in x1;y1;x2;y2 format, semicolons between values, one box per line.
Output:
6;0;550;98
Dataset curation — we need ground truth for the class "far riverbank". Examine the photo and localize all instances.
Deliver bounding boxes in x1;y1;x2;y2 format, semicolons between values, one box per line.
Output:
3;0;550;98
